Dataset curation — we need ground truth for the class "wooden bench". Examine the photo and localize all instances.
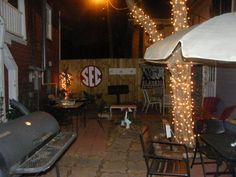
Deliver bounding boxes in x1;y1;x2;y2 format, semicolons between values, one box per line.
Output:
109;104;137;120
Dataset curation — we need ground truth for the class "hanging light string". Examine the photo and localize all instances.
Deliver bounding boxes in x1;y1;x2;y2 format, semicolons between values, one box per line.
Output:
170;0;189;32
126;0;163;43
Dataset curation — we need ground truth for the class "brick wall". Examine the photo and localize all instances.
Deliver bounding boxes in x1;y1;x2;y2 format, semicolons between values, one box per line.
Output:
7;0;59;111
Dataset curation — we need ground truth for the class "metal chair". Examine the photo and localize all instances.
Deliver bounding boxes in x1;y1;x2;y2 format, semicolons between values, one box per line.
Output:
139;125;190;177
202;97;220;119
191;119;225;177
215;105;236;120
141;89;148;112
162;94;172;116
142;89;162;113
193;97;220;121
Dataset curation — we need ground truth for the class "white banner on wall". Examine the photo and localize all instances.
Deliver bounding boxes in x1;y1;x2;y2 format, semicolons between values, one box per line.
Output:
109;68;136;75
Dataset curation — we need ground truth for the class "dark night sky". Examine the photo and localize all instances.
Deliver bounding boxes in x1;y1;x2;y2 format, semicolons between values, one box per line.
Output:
60;0;171;59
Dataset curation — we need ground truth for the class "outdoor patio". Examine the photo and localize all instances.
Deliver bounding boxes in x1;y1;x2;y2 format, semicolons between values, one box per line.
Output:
1;1;236;177
36;108;232;177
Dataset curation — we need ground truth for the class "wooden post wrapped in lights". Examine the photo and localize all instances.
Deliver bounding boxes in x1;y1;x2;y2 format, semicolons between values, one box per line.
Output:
167;47;195;147
126;0;194;146
169;0;195;146
170;0;189;32
126;0;163;43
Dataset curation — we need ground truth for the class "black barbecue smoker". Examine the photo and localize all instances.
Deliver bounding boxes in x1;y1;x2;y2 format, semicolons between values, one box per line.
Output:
0;111;76;177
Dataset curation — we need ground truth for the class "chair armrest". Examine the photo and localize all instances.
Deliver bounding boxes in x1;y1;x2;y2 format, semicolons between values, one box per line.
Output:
151;140;189;160
152;140;188;149
143;152;186;161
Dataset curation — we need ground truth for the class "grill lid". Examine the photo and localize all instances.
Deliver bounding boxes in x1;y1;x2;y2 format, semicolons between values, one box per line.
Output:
0;111;60;176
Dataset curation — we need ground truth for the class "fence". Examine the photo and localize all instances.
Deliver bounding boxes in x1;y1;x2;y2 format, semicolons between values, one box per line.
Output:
60;58;145;105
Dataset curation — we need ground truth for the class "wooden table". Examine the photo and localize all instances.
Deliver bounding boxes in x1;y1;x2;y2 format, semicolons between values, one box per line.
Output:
53;102;86;134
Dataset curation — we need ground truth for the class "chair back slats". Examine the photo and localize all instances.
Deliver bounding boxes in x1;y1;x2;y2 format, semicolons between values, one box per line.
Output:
150;159;188;176
165;160;175;173
140;126;155;155
149;159;161;173
139;125;190;177
150;159;166;175
158;159;167;173
162;94;172;116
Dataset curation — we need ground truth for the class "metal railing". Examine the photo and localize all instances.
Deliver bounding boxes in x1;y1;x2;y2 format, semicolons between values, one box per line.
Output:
0;0;23;37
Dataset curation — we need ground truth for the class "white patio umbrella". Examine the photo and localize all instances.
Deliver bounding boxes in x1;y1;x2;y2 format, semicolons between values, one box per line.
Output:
144;12;236;63
143;12;236;146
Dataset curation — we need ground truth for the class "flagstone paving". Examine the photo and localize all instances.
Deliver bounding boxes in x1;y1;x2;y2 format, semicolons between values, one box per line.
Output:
37;111;232;177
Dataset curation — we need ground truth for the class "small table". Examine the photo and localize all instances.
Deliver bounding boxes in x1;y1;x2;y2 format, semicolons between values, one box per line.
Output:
201;132;236;176
53;102;86;134
109;104;137;120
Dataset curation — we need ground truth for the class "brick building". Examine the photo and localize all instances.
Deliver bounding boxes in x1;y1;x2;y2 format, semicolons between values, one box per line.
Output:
0;0;60;121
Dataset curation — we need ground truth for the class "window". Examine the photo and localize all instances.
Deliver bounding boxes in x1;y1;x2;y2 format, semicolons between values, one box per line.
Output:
46;3;52;40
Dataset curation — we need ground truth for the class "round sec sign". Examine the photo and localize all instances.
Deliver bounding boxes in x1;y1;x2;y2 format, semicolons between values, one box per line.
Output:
81;65;102;87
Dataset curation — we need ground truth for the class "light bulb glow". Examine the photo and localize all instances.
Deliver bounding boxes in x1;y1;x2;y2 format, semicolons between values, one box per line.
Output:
59;71;73;99
170;0;189;32
128;3;163;43
167;49;194;147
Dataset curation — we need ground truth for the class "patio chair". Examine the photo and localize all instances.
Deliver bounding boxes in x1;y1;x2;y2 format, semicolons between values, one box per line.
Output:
142;89;162;113
139;125;190;177
202;97;220;119
193;97;220;121
191;119;225;177
162;94;172;116
214;105;236;120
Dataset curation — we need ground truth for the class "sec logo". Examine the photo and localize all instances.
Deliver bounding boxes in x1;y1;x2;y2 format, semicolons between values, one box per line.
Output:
81;65;102;87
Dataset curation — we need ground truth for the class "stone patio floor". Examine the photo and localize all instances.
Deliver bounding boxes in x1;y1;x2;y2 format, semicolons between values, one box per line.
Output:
36;110;232;177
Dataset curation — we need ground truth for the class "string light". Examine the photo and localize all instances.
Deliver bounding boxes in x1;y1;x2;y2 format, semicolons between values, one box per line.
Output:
126;0;163;43
59;71;73;99
126;0;194;146
168;49;195;147
170;0;189;32
167;0;194;147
